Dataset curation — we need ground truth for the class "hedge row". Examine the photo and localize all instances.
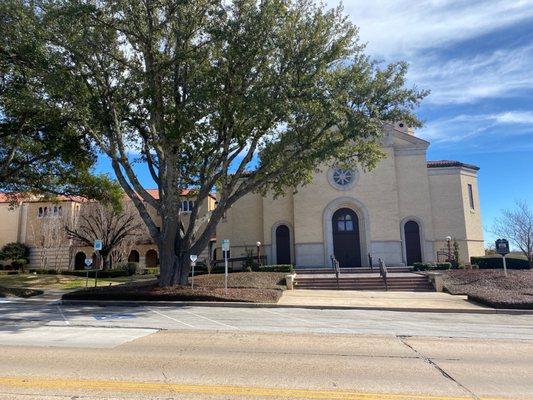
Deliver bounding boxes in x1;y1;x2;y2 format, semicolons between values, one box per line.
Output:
412;262;452;271
470;256;530;270
28;269;130;278
258;265;294;273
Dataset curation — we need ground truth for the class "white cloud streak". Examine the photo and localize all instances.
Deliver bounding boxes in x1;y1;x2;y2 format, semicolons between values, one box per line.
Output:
329;0;533;105
419;111;533;143
333;0;533;58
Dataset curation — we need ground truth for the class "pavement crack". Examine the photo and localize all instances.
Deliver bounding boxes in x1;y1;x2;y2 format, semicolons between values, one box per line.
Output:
397;335;480;400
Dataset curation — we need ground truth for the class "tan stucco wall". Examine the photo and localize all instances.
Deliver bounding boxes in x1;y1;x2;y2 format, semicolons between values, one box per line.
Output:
216;191;264;259
428;167;484;263
0;203;21;248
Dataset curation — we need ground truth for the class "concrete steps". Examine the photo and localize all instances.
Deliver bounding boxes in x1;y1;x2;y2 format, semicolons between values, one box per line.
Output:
295;267;412;274
295;275;434;291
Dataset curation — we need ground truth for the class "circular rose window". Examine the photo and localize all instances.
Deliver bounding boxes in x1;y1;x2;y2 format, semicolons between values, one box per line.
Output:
328;167;358;190
333;169;353;186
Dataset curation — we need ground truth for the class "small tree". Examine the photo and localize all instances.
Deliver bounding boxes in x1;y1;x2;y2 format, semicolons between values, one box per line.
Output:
0;242;30;265
493;200;533;269
65;202;143;269
453;239;460;266
30;211;67;270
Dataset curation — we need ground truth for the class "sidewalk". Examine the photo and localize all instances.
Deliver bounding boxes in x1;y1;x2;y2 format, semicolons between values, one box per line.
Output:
278;289;487;311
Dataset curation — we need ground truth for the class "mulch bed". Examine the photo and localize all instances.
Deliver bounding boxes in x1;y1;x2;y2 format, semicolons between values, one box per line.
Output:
62;272;286;303
0;286;44;298
443;269;533;309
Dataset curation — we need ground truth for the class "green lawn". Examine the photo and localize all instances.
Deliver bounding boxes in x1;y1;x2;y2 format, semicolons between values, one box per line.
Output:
0;273;156;291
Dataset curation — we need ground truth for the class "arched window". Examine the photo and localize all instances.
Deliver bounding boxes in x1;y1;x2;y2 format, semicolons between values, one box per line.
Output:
43;207;48;217
128;250;140;263
53;206;58;216
404;220;422;266
336;212;354;232
74;252;86;270
38;207;43;218
145;249;158;268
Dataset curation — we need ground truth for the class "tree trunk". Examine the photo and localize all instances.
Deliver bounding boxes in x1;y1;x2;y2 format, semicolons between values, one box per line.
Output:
158;239;177;286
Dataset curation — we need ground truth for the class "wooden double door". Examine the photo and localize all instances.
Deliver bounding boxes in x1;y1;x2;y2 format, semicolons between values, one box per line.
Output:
332;208;362;268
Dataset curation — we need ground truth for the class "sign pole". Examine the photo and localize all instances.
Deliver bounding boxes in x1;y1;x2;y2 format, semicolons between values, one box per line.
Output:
502;255;507;277
190;255;198;290
224;250;228;296
495;238;510;277
84;258;93;287
221;239;230;296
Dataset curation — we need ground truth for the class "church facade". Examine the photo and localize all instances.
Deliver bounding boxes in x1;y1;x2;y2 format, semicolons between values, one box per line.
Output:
216;123;484;268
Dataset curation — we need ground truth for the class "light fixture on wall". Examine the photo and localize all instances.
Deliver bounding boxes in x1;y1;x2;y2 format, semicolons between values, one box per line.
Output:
256;241;262;267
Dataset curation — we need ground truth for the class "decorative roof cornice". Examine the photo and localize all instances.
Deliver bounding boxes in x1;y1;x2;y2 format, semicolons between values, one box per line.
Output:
427;160;480;171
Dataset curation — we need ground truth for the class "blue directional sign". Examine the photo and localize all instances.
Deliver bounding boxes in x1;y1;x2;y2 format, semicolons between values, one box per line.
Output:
94;240;103;251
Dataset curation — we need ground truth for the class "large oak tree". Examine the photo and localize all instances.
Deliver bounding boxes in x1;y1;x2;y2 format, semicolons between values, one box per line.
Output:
4;0;427;285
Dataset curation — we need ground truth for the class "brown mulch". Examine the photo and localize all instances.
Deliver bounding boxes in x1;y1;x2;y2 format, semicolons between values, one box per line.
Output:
62;272;287;303
443;269;533;309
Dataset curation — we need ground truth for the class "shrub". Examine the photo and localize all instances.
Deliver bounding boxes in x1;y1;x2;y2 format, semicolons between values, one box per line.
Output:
470;256;529;270
11;259;28;270
412;262;432;271
434;262;452;270
0;242;30;263
124;262;139;275
258;265;294;273
144;267;159;275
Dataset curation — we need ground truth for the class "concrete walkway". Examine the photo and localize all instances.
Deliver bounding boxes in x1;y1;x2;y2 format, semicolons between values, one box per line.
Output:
279;289;487;311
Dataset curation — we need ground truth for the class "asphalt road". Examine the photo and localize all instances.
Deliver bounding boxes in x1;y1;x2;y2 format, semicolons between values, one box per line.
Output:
0;300;532;399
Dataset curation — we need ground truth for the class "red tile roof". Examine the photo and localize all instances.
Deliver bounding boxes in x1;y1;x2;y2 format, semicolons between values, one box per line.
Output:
1;189;216;203
427;160;480;171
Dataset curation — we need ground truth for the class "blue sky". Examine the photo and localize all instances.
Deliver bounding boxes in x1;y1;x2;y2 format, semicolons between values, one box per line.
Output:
96;0;533;246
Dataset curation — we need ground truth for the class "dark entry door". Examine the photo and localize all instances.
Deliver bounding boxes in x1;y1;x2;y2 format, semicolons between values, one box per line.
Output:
332;208;361;268
404;220;422;266
276;225;291;264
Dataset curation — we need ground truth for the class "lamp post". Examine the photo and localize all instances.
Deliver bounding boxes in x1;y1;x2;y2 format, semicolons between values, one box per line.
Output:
256;241;262;267
445;236;452;263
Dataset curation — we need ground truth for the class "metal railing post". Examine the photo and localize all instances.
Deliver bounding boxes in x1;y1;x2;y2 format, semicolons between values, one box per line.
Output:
379;258;388;291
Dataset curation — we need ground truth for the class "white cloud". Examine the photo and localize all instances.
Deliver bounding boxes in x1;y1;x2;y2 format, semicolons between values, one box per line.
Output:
327;1;533;105
419;111;533;143
410;44;533;104
495;111;533;124
332;0;533;58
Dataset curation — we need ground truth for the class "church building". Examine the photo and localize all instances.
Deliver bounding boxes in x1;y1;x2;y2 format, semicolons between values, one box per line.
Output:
216;123;484;268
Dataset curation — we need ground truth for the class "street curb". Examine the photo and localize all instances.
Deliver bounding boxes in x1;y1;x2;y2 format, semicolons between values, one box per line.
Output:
59;299;533;315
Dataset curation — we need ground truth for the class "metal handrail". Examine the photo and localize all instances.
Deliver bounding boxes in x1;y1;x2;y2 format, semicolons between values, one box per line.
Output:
379;258;388;291
330;255;341;289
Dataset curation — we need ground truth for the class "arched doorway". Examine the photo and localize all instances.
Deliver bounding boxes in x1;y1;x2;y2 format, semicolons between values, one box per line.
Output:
145;249;158;268
332;208;361;268
128;250;140;263
74;252;86;270
404;220;422;266
275;225;291;265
